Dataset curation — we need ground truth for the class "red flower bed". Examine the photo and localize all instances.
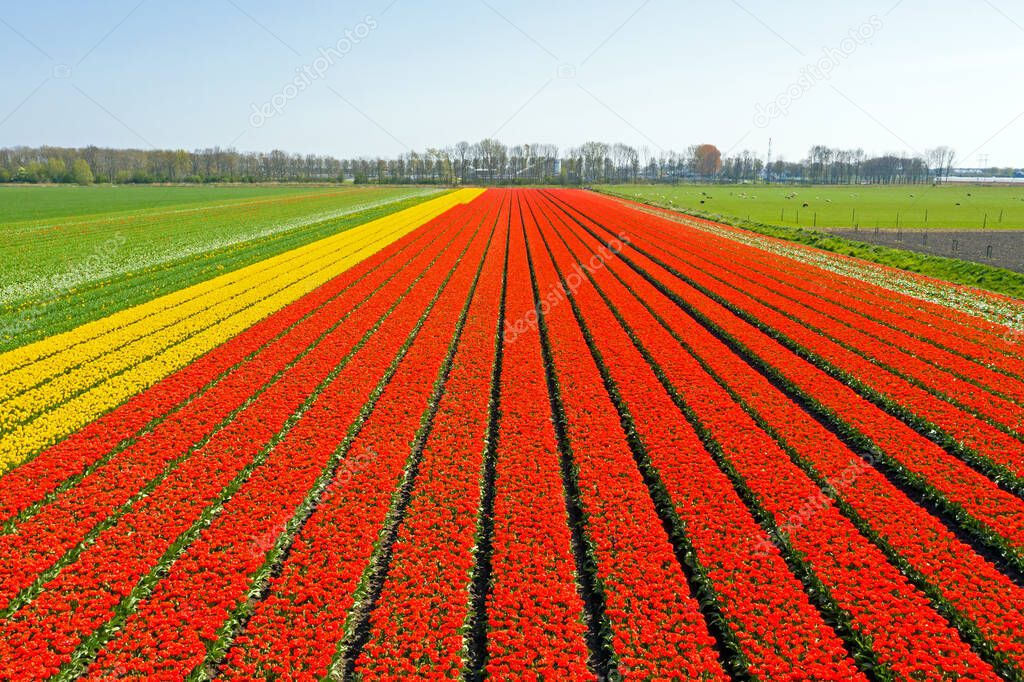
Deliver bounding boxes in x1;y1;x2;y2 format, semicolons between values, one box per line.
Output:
0;208;473;680
2;188;1021;681
551;191;1024;558
623;198;1024;381
0;220;448;612
354;193;511;678
0;214;441;525
478;196;591;680
620;194;1024;358
541;190;1003;680
542;190;1024;673
521;193;725;680
529;192;863;679
583;196;1024;478
218;195;500;680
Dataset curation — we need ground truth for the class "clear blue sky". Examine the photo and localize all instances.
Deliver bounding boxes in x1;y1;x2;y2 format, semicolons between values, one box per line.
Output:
1;0;1022;166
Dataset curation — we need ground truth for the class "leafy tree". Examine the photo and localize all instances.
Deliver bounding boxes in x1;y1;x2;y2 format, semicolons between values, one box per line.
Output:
72;159;94;185
693;144;722;178
46;158;68;182
20;161;47;183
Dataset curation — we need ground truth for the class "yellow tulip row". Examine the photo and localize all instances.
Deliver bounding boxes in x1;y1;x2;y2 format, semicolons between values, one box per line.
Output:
1;238;374;429
0;189;483;474
0;193;461;424
0;230;379;403
0;189;475;383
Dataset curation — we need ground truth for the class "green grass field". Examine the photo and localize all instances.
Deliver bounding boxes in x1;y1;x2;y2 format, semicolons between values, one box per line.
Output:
0;184;442;350
0;184;352;225
600;184;1024;230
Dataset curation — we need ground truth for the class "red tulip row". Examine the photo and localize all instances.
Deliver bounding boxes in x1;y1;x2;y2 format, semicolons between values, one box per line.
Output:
472;195;592;680
587;198;1024;482
0;209;475;680
520;194;727;680
217;196;500;680
621;198;1024;383
552;191;1024;562
353;194;511;678
0;208;443;526
540;190;1003;680
541;191;1024;676
529;192;868;679
629;196;1024;360
0;218;449;612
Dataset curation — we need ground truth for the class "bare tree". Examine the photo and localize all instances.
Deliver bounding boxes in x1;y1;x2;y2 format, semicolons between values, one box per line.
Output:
926;146;957;183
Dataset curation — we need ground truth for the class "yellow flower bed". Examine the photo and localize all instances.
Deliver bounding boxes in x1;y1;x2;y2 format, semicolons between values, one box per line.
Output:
0;188;482;473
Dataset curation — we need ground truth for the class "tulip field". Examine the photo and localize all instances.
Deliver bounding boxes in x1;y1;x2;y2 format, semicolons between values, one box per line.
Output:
3;187;1024;680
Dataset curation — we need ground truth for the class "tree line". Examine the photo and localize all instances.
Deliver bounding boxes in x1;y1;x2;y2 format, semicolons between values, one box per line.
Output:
0;141;992;186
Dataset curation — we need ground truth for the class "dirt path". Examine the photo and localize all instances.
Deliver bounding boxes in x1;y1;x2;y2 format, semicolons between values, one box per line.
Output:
825;228;1024;274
